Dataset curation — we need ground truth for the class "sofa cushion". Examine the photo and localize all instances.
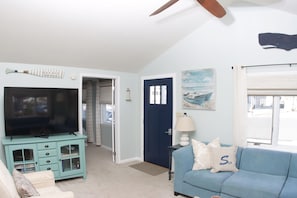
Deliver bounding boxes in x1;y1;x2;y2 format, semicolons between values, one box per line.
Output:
288;153;297;178
279;177;297;198
222;170;287;198
192;138;220;170
34;186;74;198
183;169;233;192
239;148;291;176
37;186;62;195
0;160;20;198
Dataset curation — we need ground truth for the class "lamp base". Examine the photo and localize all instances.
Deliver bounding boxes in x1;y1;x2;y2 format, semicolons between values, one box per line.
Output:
179;133;190;146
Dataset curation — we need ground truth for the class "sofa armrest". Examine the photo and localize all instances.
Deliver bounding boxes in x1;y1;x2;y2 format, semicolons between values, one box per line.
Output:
31;191;74;198
172;145;194;193
23;170;55;188
173;145;194;175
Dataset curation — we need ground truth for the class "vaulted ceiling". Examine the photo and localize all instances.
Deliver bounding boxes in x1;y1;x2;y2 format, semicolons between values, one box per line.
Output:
0;0;296;73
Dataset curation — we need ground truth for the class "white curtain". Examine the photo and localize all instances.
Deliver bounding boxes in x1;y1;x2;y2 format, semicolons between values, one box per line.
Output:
95;80;102;146
86;81;94;143
233;66;248;146
85;80;102;145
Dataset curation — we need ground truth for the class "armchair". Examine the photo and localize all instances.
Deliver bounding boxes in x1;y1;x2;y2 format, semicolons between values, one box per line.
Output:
0;160;74;198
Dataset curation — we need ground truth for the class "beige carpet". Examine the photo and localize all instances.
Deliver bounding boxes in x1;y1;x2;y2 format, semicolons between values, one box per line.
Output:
129;162;168;176
56;144;181;198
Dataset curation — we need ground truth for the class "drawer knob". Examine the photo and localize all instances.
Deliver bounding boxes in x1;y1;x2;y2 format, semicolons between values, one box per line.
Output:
46;160;51;163
46;152;50;156
45;145;49;148
47;167;51;170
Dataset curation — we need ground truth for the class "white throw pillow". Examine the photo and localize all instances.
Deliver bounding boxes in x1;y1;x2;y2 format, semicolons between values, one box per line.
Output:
210;146;238;173
192;138;220;170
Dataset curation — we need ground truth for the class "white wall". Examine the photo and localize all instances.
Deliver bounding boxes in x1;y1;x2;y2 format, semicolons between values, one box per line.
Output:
0;62;140;162
140;7;297;145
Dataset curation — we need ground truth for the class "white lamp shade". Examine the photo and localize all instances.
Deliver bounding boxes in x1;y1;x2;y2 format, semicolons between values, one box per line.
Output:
175;114;195;146
175;115;195;132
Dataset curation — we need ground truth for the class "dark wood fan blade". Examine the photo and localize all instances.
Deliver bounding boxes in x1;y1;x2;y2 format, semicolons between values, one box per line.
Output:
197;0;226;18
150;0;179;16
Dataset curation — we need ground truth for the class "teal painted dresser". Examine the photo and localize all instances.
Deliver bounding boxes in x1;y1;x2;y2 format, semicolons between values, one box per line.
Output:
2;134;87;180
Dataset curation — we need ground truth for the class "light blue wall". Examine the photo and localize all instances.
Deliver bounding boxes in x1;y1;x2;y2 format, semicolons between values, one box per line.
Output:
0;7;296;163
0;62;140;162
140;8;297;145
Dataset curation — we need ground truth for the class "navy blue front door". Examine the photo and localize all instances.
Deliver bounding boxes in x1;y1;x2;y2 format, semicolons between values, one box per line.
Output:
144;78;173;168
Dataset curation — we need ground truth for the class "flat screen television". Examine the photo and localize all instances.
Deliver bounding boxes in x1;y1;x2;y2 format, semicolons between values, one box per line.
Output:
4;87;79;137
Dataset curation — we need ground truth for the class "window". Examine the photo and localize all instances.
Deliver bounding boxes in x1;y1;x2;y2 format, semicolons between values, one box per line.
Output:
101;104;113;124
233;65;297;148
149;85;167;105
247;96;297;146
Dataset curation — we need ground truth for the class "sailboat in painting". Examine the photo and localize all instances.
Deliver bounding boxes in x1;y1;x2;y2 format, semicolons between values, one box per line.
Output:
183;92;213;106
182;69;216;110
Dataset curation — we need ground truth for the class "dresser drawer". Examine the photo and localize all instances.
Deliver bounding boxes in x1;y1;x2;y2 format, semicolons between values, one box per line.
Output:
37;142;56;150
38;149;56;158
39;163;59;171
39;156;58;165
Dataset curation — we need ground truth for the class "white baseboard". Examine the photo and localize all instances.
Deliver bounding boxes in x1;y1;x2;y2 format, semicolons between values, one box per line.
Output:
101;145;112;151
118;157;142;164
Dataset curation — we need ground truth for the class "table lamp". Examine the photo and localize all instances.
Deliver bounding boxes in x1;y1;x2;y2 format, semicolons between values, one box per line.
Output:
175;113;195;146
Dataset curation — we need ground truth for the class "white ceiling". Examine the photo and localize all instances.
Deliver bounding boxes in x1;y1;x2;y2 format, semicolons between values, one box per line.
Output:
0;0;296;73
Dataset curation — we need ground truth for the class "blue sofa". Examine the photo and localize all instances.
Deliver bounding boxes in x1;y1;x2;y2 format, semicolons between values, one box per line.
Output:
173;145;297;198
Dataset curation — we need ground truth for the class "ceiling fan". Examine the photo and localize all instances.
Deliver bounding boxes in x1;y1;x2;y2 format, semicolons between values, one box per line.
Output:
150;0;226;18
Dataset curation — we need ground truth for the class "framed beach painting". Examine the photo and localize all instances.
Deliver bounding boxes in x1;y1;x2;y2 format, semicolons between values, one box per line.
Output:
182;68;216;110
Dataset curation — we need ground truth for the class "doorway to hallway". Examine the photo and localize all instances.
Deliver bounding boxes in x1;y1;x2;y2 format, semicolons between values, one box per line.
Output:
81;74;118;163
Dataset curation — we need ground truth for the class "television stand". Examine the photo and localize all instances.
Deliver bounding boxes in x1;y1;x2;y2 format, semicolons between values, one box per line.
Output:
35;134;49;138
70;132;77;136
2;134;87;181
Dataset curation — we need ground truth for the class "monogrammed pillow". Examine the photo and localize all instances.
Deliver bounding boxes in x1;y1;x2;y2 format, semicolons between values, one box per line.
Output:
210;146;238;173
192;138;220;170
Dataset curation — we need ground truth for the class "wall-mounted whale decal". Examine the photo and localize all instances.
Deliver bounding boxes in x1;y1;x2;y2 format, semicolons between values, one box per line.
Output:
258;33;297;51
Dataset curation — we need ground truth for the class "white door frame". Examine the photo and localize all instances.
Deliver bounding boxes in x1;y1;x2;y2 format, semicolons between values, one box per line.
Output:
140;73;176;161
79;73;120;163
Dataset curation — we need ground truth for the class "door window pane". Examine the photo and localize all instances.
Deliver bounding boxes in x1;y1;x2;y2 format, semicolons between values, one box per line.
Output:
155;86;161;104
150;86;155;104
161;85;167;105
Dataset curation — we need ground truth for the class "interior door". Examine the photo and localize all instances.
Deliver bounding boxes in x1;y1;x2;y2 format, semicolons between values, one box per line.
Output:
144;78;173;168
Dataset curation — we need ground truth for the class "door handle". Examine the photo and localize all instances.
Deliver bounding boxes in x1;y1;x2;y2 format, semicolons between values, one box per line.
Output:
165;128;172;136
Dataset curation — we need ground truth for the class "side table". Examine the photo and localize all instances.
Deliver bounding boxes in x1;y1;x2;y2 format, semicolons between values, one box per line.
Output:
168;144;183;180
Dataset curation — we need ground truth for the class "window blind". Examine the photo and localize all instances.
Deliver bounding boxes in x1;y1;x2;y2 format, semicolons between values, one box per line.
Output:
247;67;297;95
